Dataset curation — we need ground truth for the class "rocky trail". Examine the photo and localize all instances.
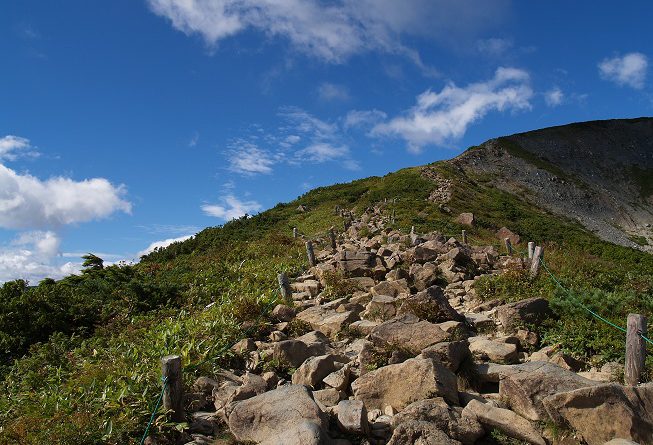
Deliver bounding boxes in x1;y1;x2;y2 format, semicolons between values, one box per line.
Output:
148;205;652;445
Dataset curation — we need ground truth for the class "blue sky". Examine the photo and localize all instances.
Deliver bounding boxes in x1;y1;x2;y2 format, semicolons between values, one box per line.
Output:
1;0;652;283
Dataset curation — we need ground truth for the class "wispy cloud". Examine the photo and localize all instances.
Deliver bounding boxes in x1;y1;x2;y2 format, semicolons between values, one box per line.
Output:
227;140;276;175
138;235;193;257
344;109;388;129
544;86;564;107
371;67;533;152
317;82;350;101
202;194;262;221
598;52;648;89
188;131;199;147
137;224;201;235
476;37;513;56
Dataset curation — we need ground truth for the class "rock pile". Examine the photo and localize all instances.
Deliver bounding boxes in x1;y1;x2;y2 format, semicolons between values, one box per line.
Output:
153;207;650;445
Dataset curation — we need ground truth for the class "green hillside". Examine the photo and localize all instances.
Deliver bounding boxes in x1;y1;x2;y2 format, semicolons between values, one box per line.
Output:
1;154;652;444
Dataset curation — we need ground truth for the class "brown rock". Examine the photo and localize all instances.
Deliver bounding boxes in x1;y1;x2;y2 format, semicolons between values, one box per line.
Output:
496;227;520;245
370;313;451;355
462;399;546;445
495;297;552;332
456;213;475;226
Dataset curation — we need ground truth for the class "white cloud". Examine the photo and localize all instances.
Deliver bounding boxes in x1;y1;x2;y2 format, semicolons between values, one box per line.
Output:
188;132;199;147
0;231;81;284
138;235;193;257
202;194;262;220
371;67;533;152
544;87;564;107
598;52;648;89
0;135;38;161
0;163;132;230
147;0;509;65
344;109;388;129
227;140;276;175
476;37;512;56
317;82;350;101
295;143;349;163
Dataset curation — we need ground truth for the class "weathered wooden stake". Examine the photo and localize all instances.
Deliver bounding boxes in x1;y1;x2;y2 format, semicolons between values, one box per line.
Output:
625;313;647;385
530;246;543;277
391;209;396;224
329;227;337;251
344;218;351;231
528;241;535;259
305;241;316;267
504;238;513;255
462;230;468;244
277;273;292;300
161;355;184;422
292;227;298;238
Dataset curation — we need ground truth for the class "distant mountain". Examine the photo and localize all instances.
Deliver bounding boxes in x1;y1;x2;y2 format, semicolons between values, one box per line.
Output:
453;117;653;250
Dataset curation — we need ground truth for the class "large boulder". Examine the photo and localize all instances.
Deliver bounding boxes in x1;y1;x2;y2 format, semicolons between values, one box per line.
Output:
420;340;471;373
337;400;369;435
337;249;381;277
296;305;359;337
469;338;519;364
228;385;328;444
369;313;451;355
388;421;462;445
291;354;349;388
272;331;330;367
462;400;545;445
352;357;459;410
371;279;410;298
392;398;484;445
543;383;653;445
398;285;464;323
499;361;597;421
495;297;552;332
409;262;440;291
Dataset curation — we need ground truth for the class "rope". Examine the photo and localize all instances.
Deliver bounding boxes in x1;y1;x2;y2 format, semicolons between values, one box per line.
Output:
139;376;169;445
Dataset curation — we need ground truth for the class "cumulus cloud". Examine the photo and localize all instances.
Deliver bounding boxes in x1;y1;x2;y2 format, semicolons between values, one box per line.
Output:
598;52;648;89
295;143;349;163
0;135;38;161
371;67;533;152
0;231;81;284
0;163;132;230
138;235;194;257
147;0;509;64
317;82;350;101
544;87;564;107
202;194;262;220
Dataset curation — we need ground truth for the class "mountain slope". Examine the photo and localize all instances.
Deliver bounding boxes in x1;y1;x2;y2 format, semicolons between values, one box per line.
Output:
452;117;653;250
0;118;652;444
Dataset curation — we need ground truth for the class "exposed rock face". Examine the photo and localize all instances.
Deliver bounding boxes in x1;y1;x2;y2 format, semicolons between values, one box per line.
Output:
228;385;328;444
543;382;653;445
462;400;546;445
369;313;450;354
499;361;597;421
351;357;459;410
495;297;552;332
392;398;484;445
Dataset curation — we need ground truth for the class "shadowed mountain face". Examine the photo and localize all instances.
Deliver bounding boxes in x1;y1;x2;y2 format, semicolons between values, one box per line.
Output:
452;117;653;251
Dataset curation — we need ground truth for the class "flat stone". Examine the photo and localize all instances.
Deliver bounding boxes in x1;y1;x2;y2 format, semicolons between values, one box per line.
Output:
462;400;545;445
370;313;450;355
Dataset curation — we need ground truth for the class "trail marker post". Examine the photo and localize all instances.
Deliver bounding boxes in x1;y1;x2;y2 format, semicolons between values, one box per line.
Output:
528;241;535;259
462;230;467;244
161;355;184;422
530;246;543;277
306;241;316;267
292;227;298;238
625;313;647;385
329;227;337;251
277;273;292;300
504;238;513;255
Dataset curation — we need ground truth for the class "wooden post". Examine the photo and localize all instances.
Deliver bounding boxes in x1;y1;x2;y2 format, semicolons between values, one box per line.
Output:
504;238;513;255
305;241;316;267
329;227;337;251
530;246;543;277
528;241;535;259
391;209;396;224
292;227;298;238
462;230;468;244
161;355;184;422
625;313;647;385
277;273;292;300
344;218;351;231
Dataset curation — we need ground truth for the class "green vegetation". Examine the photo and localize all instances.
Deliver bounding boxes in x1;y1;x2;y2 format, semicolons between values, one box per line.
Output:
629;234;649;246
0;157;651;444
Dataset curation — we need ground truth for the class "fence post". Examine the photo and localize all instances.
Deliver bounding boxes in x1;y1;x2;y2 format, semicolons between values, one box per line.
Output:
161;355;184;422
329;227;337;251
277;273;292;300
462;230;468;244
530;246;543;277
305;241;316;267
504;238;513;255
625;313;647;385
391;209;396;224
528;241;535;259
292;227;298;238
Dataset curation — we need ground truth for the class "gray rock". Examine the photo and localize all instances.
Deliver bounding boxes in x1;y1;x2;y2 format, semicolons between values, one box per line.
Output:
462;399;545;445
296;305;359;337
469;338;518;364
420;341;471;372
291;353;349;388
228;385;327;444
388;421;462;445
495;297;552;332
398;285;464;323
272;331;330;367
337;400;369;435
370;313;450;355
